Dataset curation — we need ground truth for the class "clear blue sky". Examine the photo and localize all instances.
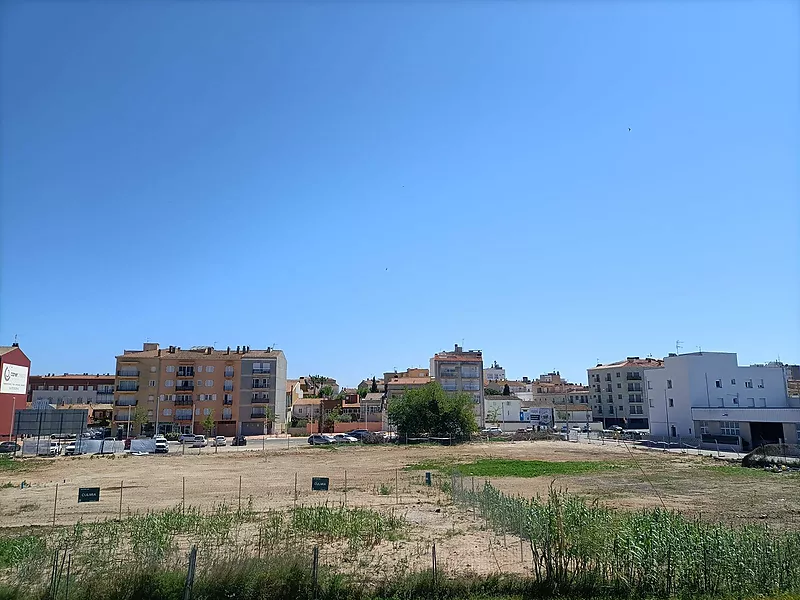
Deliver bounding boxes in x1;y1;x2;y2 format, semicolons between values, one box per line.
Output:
1;1;797;385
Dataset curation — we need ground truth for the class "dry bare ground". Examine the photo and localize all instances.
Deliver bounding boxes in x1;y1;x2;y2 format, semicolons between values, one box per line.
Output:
1;439;798;576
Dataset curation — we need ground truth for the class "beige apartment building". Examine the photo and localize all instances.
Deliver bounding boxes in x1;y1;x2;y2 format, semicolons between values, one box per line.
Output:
587;357;663;429
384;368;431;401
114;343;287;437
430;344;485;426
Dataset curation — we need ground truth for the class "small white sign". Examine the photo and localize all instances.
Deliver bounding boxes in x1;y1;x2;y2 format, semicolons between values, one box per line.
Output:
1;364;28;395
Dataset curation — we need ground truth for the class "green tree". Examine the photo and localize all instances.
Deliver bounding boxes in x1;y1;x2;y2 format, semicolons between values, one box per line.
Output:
306;374;328;397
487;405;501;425
202;410;215;436
484;387;501;396
388;382;477;440
358;386;368;400
131;406;148;436
370;376;379;394
319;385;334;399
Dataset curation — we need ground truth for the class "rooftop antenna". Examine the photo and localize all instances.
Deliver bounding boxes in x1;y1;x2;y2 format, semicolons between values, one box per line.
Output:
697;345;702;354
675;340;683;354
13;334;18;344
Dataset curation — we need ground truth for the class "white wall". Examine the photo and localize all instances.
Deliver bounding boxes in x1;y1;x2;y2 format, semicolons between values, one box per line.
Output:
486;398;521;424
645;352;789;437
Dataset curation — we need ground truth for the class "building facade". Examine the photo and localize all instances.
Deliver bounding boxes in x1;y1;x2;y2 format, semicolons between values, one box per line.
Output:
645;352;797;449
0;344;30;440
27;374;115;406
113;343;287;437
587;357;663;429
484;361;506;383
430;344;485;427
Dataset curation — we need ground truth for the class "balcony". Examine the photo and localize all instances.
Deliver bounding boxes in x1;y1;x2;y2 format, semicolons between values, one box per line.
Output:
97;388;115;395
117;384;139;392
175;413;193;421
224;369;235;378
251;396;270;404
223;399;233;406
626;373;642;381
117;369;139;378
175;399;194;406
252;367;271;374
177;371;195;379
252;382;270;389
250;411;267;419
175;383;195;392
115;398;137;407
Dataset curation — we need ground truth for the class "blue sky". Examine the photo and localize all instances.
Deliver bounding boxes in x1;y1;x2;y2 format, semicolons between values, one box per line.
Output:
1;1;797;385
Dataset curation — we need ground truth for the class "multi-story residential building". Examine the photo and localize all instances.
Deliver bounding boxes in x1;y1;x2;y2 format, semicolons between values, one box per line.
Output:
113;343;287;437
27;374;115;406
430;344;485;426
588;357;663;429
645;352;797;449
385;369;431;401
0;343;30;440
484;361;506;383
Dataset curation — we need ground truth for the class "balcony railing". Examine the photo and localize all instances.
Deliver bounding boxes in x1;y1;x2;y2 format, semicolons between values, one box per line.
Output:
252;367;271;374
223;399;233;405
175;399;193;406
115;398;137;407
177;370;195;378
175;414;193;421
626;373;642;380
252;382;269;389
117;370;139;377
117;384;139;392
176;383;195;391
97;389;115;395
250;412;267;419
251;397;270;404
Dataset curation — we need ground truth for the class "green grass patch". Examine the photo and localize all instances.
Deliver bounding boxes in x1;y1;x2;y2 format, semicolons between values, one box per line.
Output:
407;458;624;478
700;464;799;478
0;458;37;474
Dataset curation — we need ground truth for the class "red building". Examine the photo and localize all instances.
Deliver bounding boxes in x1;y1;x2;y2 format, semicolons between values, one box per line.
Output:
0;344;31;441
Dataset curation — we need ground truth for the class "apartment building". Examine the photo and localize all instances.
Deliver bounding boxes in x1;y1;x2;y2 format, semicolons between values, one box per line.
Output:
27;374;115;406
430;344;485;427
385;368;431;401
645;352;797;449
113;343;287;437
587;357;663;429
484;361;506;383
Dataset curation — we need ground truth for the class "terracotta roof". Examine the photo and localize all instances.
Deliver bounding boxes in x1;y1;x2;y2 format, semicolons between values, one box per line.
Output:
590;357;664;370
363;393;384;403
386;377;431;386
117;348;283;361
293;397;323;406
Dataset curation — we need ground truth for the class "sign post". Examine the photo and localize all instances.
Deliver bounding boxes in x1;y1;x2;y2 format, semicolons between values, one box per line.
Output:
311;477;329;491
77;487;100;503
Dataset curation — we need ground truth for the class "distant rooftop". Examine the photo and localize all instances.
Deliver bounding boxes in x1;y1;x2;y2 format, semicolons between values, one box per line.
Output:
591;357;664;370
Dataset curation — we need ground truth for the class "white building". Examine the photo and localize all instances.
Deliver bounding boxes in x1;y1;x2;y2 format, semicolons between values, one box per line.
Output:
484;361;506;383
644;352;798;450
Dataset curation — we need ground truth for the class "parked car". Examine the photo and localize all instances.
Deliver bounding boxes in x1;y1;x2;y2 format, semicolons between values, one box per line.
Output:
191;435;208;448
347;429;371;440
610;425;624;432
333;433;358;443
231;435;247;446
481;427;503;436
39;441;61;456
308;434;334;445
64;441;78;456
154;440;169;454
0;442;20;453
178;434;195;444
211;436;226;447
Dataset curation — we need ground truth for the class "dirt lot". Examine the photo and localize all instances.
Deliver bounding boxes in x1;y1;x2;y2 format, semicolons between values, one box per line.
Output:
1;439;798;575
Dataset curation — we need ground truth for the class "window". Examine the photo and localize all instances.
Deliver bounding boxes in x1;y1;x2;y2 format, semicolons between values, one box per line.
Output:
149;380;156;387
212;394;217;401
58;386;64;391
617;383;621;389
745;380;753;388
252;362;271;374
461;365;480;378
463;380;480;391
605;374;611;382
147;410;153;417
203;408;211;416
796;424;800;441
715;380;722;388
205;380;213;387
163;409;172;416
616;372;620;378
159;395;165;402
68;386;74;391
165;380;174;387
150;365;157;372
222;408;232;420
721;421;740;436
618;394;622;400
618;405;624;413
758;379;765;389
178;366;194;377
224;381;234;392
224;367;234;378
223;394;233;405
700;421;709;435
597;405;603;414
77;386;84;391
206;366;215;373
731;379;736;385
608;406;614;414
197;365;203;373
667;380;673;389
647;381;653;389
668;398;674;407
148;395;154;402
607;394;613;402
630;405;643;415
441;379;457;392
166;366;175;373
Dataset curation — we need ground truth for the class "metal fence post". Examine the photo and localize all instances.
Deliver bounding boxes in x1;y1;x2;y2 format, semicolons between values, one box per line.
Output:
183;545;197;600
